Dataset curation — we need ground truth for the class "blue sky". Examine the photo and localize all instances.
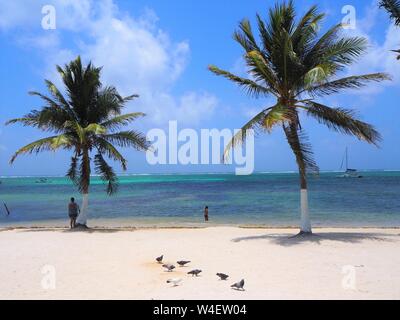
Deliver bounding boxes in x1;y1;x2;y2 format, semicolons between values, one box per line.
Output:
0;0;400;176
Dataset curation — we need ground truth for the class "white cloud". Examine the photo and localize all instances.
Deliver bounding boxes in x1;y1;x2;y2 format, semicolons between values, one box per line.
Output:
342;2;400;96
346;24;400;87
0;0;93;31
81;15;189;93
1;0;217;127
141;91;217;126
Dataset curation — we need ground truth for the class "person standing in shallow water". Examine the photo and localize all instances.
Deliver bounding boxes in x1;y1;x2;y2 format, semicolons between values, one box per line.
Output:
68;197;80;229
204;206;209;222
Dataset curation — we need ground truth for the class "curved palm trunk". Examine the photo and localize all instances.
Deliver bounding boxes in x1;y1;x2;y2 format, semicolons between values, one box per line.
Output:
284;123;312;234
76;149;91;227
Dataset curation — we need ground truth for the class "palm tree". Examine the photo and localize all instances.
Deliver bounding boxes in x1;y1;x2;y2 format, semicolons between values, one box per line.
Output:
209;1;390;234
6;56;149;227
379;0;400;59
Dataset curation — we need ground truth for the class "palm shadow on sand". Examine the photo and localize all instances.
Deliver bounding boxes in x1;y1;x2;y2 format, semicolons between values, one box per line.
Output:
231;231;399;247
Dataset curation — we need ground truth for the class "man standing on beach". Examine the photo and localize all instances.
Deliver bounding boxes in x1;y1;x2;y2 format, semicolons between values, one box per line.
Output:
204;206;209;222
68;197;79;229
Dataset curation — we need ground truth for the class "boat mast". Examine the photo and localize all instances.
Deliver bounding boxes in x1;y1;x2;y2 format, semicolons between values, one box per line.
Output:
345;147;348;171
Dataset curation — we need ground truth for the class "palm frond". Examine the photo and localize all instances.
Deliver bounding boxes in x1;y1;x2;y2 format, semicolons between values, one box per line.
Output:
283;124;319;175
322;37;368;66
380;0;400;25
234;19;262;53
223;106;275;162
93;86;125;122
208;65;273;97
245;51;280;93
94;153;118;195
66;155;80;185
95;138;127;170
78;150;91;194
305;102;381;145
28;91;62;109
392;49;400;59
84;123;107;135
5;107;71;132
262;104;296;132
64;121;86;143
43;80;73;113
5;114;41;127
122;94;139;102
305;73;391;96
101;112;145;131
292;5;324;57
10;135;73;163
303;64;331;87
102;130;150;151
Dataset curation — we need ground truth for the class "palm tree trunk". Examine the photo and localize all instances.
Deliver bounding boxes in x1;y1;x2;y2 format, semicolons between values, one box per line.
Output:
283;123;312;234
299;173;312;234
76;149;91;227
77;193;89;226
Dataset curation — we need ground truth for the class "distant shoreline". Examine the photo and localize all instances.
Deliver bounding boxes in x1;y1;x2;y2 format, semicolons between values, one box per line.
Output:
2;169;400;178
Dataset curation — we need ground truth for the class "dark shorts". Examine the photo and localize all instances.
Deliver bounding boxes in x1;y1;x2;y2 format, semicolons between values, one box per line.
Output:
69;214;78;218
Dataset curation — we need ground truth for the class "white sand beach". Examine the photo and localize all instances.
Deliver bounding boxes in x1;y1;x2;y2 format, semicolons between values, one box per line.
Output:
0;227;399;300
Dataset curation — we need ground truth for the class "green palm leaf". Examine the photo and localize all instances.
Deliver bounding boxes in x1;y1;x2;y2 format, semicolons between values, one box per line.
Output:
101;112;145;131
95;137;128;170
10;135;73;164
102;130;150;151
283;124;319;176
305;102;381;145
67;155;79;186
306;73;391;96
94;153;118;195
223;106;276;162
208;65;273;97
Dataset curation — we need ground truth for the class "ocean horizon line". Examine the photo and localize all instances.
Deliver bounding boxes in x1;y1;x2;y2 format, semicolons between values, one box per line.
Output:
2;169;400;179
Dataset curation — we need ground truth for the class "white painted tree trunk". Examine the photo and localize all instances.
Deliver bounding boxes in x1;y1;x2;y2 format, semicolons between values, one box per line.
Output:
300;189;312;233
77;193;89;226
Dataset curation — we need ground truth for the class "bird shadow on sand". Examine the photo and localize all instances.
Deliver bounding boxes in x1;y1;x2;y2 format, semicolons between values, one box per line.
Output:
231;231;398;247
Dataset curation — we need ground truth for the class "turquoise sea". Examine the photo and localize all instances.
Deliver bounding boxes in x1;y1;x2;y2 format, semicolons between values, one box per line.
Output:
0;171;399;227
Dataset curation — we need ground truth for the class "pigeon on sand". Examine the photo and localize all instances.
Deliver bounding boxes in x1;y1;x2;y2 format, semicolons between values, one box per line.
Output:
162;264;175;272
216;273;229;280
231;279;245;291
187;269;202;277
167;278;182;287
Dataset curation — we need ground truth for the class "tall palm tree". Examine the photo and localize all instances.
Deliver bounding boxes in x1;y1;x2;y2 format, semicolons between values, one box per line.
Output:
379;0;400;59
209;1;390;234
6;56;149;227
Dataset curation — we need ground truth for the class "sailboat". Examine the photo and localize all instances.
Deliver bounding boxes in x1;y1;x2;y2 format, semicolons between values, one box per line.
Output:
339;147;362;178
